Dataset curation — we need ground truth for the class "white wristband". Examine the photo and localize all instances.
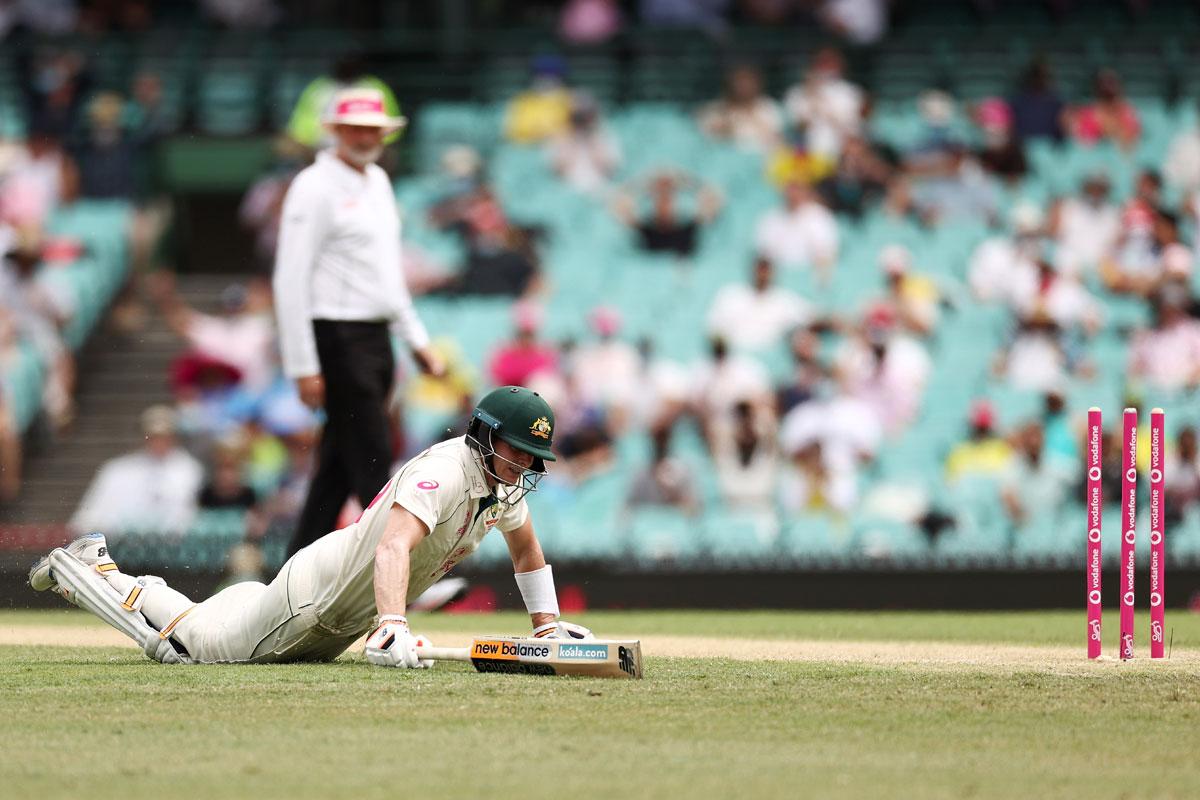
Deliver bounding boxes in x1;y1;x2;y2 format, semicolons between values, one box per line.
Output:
514;564;559;617
377;614;408;628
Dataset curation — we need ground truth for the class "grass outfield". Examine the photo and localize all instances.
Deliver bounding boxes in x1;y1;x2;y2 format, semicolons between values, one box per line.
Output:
2;609;1198;800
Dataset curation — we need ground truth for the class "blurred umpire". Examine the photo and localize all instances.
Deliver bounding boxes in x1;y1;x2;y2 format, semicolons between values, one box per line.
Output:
274;87;444;557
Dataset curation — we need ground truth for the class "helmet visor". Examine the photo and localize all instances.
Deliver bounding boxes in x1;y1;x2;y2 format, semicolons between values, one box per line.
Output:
468;428;547;507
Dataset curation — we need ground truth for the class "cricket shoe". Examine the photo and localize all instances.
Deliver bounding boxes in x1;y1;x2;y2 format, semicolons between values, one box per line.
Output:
28;532;118;592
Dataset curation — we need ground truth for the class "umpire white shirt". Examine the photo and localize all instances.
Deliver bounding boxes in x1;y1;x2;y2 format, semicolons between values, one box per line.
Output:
273;149;430;379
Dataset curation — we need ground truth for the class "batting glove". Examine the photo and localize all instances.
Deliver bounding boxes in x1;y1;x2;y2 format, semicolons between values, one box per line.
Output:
532;620;594;640
364;615;434;669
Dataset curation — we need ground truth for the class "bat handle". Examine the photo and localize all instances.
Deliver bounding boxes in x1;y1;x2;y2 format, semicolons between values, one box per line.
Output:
416;645;471;663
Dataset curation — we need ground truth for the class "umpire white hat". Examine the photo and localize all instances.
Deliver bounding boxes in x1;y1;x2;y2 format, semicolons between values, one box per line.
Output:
324;87;407;133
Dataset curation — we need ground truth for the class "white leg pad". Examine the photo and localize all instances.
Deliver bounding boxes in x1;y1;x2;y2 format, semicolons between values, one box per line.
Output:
48;550;191;664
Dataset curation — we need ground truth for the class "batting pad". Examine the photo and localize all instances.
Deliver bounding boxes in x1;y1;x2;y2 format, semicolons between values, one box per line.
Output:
48;550;190;664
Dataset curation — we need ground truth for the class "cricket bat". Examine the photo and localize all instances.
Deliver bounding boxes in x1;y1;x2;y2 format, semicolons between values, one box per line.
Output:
417;636;643;679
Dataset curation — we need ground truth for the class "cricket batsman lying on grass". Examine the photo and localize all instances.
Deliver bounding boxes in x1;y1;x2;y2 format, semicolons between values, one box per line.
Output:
30;386;593;667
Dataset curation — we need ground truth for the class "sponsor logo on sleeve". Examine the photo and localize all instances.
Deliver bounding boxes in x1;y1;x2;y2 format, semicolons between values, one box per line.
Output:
416;480;440;491
557;643;610;660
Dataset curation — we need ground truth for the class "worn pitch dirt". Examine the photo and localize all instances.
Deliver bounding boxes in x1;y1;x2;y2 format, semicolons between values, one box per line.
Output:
6;623;1196;671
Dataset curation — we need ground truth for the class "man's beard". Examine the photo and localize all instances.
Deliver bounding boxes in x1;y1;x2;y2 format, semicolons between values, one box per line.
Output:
342;143;383;167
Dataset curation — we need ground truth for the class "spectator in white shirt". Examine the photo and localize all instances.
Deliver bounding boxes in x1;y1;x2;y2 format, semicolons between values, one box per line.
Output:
634;337;693;432
1050;173;1120;278
968;202;1044;303
1101;170;1165;295
707;256;813;352
779;367;882;469
153;274;277;393
0;129;77;228
995;314;1072;393
572;306;641;429
272;87;444;556
779;437;858;516
754;180;840;282
1156;244;1196;298
71;406;204;537
777;370;871;516
836;305;932;436
711;399;780;514
547;93;621;194
1129;285;1200;391
698;64;783;153
784;47;864;161
1164;101;1200;196
0;226;76;430
1008;257;1103;335
691;337;772;437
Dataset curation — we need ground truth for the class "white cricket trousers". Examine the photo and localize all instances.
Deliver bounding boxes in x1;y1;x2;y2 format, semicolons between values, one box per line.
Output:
103;545;365;663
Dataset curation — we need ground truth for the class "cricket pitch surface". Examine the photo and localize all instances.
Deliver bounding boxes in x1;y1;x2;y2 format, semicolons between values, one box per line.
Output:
3;609;1198;799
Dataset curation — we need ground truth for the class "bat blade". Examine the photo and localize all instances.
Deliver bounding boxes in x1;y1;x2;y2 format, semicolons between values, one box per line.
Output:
467;637;643;679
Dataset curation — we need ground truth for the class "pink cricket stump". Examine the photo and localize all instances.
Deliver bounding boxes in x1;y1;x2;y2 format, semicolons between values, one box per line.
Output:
1119;408;1138;660
1149;408;1166;659
1086;408;1103;659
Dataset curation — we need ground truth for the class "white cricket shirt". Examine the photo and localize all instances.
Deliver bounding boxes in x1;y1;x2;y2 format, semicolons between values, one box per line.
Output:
273;149;430;378
298;436;528;632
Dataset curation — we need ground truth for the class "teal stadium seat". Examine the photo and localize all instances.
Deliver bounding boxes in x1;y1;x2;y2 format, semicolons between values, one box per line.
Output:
782;514;853;565
703;508;781;564
198;61;263;136
625;506;705;566
6;342;47;434
853;516;932;563
935;476;1012;564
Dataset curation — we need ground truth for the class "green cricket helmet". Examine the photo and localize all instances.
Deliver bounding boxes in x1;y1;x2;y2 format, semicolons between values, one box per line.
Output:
467;386;556;504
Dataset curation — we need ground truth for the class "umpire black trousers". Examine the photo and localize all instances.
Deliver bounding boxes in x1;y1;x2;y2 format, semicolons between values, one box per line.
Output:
287;320;394;557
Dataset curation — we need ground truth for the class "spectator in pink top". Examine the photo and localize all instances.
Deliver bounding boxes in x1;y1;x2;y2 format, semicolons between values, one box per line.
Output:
486;302;559;387
1067;69;1140;150
1128;286;1200;391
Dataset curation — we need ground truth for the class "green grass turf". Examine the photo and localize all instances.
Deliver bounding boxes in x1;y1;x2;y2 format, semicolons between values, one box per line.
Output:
2;610;1198;800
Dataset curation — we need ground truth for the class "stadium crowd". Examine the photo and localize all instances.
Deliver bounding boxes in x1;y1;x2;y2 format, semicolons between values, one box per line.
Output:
3;2;1200;569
